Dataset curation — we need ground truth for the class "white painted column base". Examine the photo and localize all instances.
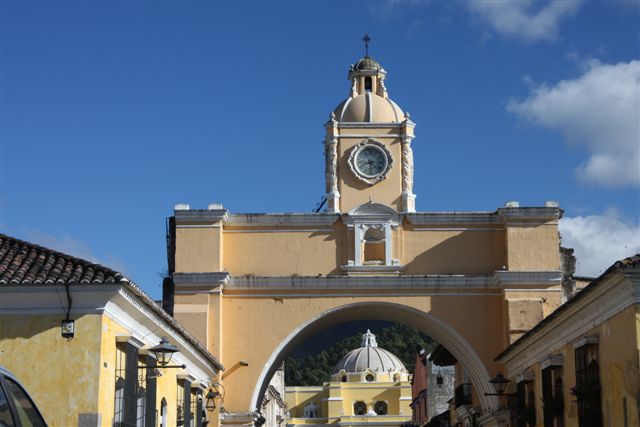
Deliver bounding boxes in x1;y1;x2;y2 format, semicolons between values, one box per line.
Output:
325;192;340;213
478;410;510;427
402;192;416;213
220;411;260;427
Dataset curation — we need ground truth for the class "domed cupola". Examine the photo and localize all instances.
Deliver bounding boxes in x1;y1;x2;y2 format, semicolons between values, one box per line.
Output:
332;330;407;376
332;37;405;123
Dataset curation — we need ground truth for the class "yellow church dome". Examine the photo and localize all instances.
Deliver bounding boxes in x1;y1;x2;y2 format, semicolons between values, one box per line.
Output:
333;93;404;123
333;330;407;374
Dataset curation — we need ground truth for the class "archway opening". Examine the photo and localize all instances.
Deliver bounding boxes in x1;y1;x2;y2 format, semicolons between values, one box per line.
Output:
251;302;499;415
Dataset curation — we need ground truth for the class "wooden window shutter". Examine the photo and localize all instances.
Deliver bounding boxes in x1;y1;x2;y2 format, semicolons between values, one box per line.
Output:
145;356;157;427
196;390;203;427
124;342;139;427
183;380;192;426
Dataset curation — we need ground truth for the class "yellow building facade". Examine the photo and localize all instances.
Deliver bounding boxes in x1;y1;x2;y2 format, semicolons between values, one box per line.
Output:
165;54;571;427
0;234;224;427
285;330;412;427
496;255;640;427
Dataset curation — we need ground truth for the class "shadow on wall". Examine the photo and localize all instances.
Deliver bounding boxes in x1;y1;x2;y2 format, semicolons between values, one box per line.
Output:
403;229;506;275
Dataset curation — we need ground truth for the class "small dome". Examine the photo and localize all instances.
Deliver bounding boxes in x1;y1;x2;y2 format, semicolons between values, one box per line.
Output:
353;56;382;71
333;93;403;123
333;330;407;374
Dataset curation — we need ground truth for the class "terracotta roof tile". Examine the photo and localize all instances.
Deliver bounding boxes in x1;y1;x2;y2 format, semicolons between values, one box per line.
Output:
0;234;125;285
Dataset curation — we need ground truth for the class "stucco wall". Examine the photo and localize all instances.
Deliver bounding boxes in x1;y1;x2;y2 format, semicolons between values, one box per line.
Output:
0;314;103;426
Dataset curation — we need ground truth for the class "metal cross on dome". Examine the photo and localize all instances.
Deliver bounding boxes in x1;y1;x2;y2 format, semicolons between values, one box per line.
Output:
362;34;371;56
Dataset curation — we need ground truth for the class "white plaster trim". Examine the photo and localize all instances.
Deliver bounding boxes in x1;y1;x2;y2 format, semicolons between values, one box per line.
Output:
540;354;563;369
115;334;145;348
226;272;560;290
104;288;218;382
249;301;499;413
337;123;403;129
411;227;502;232
176;224;222;229
223;228;333;233
226;213;339;227
573;335;599;348
174;209;228;223
337;134;403;138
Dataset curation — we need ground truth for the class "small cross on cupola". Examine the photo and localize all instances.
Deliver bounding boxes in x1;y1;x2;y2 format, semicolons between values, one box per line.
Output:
362;34;371;57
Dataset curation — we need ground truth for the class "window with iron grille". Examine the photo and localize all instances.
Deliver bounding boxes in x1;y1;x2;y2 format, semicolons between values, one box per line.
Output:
136;356;147;427
542;366;564;427
114;342;139;427
575;343;602;427
177;379;192;427
511;380;535;427
145;356;157;427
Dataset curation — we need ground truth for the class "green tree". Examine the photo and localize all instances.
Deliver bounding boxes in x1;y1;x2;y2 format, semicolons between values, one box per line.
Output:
284;324;436;386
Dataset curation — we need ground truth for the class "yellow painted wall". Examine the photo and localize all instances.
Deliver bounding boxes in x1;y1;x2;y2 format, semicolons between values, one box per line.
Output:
505;224;560;271
511;304;640;427
402;228;505;274
175;225;223;273
0;314;102;427
218;294;503;412
223;228;343;276
286;380;411;424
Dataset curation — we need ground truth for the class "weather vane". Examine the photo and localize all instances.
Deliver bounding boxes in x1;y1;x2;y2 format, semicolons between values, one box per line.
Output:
362;34;371;57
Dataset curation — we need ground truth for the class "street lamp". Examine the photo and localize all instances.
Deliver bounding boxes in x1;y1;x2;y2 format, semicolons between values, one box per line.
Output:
142;337;186;370
205;380;225;412
485;372;516;396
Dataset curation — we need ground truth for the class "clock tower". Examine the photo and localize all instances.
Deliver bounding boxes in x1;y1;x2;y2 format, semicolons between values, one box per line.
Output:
324;53;416;213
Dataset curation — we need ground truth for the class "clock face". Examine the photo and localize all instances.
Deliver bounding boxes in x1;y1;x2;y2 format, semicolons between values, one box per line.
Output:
347;139;393;185
355;146;387;177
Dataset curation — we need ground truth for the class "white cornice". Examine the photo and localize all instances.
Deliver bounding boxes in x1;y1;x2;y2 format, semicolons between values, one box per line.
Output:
226;213;339;227
174;209;229;223
223;271;561;293
337;123;403;129
173;272;230;289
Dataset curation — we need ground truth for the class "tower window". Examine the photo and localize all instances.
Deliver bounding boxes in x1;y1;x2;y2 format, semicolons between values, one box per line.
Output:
364;77;372;92
374;401;388;415
341;375;348;382
354;401;367;416
365;373;375;382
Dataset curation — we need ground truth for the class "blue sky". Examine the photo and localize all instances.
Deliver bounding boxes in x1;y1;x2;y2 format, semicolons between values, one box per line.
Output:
2;0;639;299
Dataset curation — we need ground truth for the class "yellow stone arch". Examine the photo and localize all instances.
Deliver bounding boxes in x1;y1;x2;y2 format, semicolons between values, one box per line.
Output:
250;301;500;412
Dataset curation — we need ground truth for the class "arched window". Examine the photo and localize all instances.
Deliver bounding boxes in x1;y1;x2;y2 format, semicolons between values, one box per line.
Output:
160;398;168;427
304;401;319;418
364;77;372;92
365;373;375;382
363;227;385;264
374;401;388;415
354;401;367;415
341;375;348;382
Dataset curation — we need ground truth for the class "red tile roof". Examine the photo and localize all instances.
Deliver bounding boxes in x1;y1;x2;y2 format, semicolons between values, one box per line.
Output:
0;233;224;371
0;233;125;285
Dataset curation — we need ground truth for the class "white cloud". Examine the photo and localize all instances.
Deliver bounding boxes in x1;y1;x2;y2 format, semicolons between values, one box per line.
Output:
560;211;640;277
468;0;581;42
508;59;640;187
23;229;129;274
368;0;426;22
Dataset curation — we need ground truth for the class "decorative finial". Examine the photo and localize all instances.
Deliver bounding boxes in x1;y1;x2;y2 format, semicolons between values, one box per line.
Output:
362;34;371;57
361;329;378;347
